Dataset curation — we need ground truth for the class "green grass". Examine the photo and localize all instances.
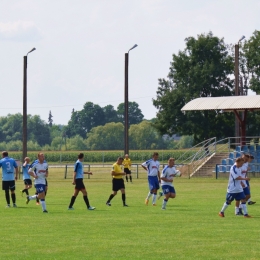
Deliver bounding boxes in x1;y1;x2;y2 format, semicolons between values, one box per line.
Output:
1;169;260;260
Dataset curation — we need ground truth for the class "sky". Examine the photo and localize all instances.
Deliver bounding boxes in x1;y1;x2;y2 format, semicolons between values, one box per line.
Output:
0;0;259;125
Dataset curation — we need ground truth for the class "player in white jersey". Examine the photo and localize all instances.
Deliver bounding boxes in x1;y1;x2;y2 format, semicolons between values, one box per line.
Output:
219;157;252;218
26;153;48;213
235;154;251;215
142;152;160;206
160;158;180;210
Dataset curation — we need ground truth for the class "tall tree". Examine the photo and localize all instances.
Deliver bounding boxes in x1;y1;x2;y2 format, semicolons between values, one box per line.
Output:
153;32;234;142
103;105;119;123
65;102;105;138
117;101;144;125
48;111;53;127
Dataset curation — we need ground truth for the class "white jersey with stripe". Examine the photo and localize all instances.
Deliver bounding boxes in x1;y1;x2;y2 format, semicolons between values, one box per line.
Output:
240;162;248;188
29;161;48;185
227;164;243;193
142;159;160;177
161;165;176;187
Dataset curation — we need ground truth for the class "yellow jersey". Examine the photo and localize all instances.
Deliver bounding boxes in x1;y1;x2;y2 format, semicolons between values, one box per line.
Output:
123;158;131;169
112;162;123;179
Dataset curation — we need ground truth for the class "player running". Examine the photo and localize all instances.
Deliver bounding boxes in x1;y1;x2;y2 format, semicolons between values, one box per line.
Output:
20;157;32;197
219;157;252;218
142;152;160;206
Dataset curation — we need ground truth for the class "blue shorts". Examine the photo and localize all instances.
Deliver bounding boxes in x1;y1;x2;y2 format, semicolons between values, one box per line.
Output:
226;192;245;202
243;186;250;196
162;185;176;195
148;176;159;191
35;184;46;194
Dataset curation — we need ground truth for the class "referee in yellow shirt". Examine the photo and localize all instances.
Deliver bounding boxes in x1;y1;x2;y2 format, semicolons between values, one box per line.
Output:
106;157;128;207
123;154;132;183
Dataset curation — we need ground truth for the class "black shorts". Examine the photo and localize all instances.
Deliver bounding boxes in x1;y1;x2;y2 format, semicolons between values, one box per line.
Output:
112;178;125;191
124;168;131;174
24;179;32;185
2;180;15;191
75;178;86;190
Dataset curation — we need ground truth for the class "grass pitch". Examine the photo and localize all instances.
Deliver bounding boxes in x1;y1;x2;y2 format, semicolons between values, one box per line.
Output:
0;168;260;260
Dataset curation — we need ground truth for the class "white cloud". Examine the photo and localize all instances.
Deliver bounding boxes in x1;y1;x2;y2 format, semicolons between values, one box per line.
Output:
0;20;42;41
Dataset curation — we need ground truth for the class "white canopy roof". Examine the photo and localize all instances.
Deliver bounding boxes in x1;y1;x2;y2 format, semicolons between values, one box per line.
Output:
181;95;260;112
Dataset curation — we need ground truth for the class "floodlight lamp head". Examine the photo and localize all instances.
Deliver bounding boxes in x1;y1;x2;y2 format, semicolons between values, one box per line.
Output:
128;44;138;52
27;48;36;56
239;36;245;42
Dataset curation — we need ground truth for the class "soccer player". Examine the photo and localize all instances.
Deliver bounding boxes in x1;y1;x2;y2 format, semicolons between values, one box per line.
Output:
26;153;49;213
123;154;132;183
106;157;128;207
20;157;32;197
142;152;160;206
160;158;180;210
68;153;95;210
0;151;18;208
247;155;256;205
219;157;252;218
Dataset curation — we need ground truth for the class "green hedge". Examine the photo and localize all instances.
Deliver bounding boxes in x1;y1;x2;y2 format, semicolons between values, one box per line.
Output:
9;150;196;163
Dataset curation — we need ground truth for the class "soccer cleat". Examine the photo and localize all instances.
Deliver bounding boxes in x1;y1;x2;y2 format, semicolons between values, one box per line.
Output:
6;205;11;208
36;202;40;205
218;212;225;217
235;212;243;216
26;196;30;204
152;204;156;206
106;202;111;206
43;210;48;213
158;191;163;200
145;199;149;205
13;204;17;208
248;201;256;205
123;204;129;207
20;190;23;197
162;206;166;210
68;207;74;210
244;214;252;218
88;206;96;210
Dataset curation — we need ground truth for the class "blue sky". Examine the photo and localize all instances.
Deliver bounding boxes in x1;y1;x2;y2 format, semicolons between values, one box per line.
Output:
0;0;259;125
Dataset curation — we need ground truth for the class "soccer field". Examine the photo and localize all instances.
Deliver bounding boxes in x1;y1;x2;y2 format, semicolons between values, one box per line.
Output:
1;169;260;260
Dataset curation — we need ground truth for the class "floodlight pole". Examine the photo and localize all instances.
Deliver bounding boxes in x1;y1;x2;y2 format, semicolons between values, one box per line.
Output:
124;44;138;155
23;48;36;161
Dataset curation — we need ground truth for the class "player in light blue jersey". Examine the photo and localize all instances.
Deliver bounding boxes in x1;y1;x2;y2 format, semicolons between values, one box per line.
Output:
68;153;95;210
160;158;180;210
0;151;18;208
20;157;32;197
142;152;160;206
219;157;252;218
26;153;49;213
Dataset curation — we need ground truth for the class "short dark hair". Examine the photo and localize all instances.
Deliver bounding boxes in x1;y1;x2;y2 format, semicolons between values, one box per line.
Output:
78;153;84;159
249;155;255;159
153;152;159;157
118;157;124;161
2;151;8;157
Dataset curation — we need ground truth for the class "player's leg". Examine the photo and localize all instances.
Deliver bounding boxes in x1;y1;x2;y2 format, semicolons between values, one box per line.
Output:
235;200;242;215
37;186;47;213
151;178;160;205
81;186;95;210
129;171;132;183
120;178;128;207
10;181;17;207
219;193;234;217
106;179;118;206
68;189;79;209
3;181;11;207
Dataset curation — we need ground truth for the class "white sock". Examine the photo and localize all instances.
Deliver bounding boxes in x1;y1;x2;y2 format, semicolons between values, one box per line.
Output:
239;203;242;209
146;192;152;200
29;195;37;200
221;202;229;212
162;199;167;208
241;203;248;215
235;207;239;214
152;194;157;204
40;200;46;211
247;198;251;202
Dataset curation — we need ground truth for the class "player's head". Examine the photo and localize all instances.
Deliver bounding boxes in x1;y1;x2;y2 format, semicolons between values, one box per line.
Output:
37;153;45;163
117;157;124;165
235;157;244;167
152;152;159;161
78;153;84;161
24;157;30;163
2;151;8;158
125;154;129;158
242;153;249;162
168;158;175;167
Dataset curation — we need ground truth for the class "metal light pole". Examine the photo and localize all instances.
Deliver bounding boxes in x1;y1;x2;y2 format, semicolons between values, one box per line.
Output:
124;44;138;155
23;48;36;161
234;36;245;144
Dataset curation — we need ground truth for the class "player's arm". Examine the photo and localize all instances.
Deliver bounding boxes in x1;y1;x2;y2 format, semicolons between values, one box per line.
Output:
72;171;76;185
111;170;125;176
14;166;18;180
236;176;250;181
28;167;38;179
141;163;147;171
84;171;93;175
45;169;49;178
